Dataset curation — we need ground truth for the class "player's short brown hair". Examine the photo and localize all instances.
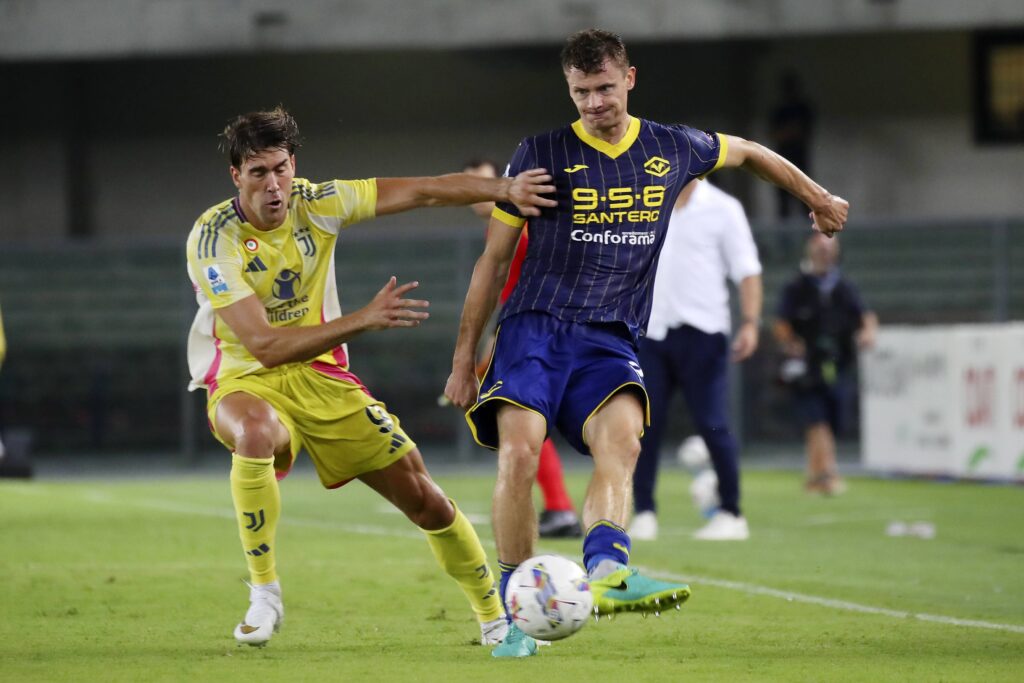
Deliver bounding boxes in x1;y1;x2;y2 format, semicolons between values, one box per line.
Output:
560;29;629;74
219;106;302;168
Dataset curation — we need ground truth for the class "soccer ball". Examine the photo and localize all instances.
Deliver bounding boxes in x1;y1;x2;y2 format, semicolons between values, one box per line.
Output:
505;554;593;641
676;435;710;469
690;468;720;518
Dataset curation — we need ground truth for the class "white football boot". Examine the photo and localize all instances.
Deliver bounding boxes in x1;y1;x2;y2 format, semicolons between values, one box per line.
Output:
480;617;508;645
234;581;284;646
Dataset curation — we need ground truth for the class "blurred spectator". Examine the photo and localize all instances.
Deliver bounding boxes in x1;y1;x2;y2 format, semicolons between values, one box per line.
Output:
773;233;878;494
629;179;762;542
769;72;815;220
462;159;582;539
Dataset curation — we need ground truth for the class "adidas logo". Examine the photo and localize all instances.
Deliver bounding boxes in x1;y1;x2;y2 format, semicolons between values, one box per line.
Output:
247;543;271;557
245;256;268;272
389;432;407;454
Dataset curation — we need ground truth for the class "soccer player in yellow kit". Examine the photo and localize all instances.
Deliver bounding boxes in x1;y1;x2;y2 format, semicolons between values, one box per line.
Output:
186;107;555;647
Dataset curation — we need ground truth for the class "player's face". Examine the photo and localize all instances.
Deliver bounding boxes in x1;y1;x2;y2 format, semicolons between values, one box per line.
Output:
463;162;498;220
565;59;635;136
230;147;296;230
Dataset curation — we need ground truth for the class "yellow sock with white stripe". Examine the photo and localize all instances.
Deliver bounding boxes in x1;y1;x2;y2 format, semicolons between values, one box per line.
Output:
229;453;280;585
423;502;503;623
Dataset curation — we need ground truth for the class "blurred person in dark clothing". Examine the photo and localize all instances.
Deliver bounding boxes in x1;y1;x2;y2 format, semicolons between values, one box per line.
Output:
773;233;877;494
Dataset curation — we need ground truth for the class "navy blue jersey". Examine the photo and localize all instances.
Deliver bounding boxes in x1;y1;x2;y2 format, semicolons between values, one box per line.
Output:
494;117;726;340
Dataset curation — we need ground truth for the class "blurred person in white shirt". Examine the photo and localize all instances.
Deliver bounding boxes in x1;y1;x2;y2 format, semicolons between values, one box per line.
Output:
629;180;762;541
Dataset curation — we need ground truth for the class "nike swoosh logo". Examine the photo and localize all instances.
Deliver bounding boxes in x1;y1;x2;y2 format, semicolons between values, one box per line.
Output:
239;624;261;634
563;164;589;173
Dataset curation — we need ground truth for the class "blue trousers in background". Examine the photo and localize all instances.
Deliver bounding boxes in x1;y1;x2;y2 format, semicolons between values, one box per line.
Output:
633;324;741;516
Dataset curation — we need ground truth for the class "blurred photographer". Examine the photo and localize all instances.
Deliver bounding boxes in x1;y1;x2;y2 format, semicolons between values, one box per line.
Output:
773;233;877;494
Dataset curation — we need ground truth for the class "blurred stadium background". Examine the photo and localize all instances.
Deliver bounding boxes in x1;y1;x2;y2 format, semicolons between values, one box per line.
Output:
1;0;1022;470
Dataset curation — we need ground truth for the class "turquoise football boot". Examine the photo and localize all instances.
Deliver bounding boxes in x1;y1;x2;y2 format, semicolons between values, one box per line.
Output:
589;566;690;616
491;623;539;658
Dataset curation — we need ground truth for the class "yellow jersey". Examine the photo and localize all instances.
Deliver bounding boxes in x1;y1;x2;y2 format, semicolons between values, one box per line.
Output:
186;177;377;392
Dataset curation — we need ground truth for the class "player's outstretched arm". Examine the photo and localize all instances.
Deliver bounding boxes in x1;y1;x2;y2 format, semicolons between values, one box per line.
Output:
720;135;848;237
444;219;522;410
375;170;556;218
215;278;429;368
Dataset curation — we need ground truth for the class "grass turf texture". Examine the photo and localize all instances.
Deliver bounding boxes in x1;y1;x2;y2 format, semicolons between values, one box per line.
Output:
1;469;1022;682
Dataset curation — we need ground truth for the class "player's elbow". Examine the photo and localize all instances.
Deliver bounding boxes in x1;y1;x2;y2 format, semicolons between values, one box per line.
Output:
246;336;286;369
255;353;284;370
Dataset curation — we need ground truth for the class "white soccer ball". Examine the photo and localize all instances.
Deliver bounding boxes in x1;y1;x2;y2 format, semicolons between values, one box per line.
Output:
689;468;720;518
505;554;593;641
676;435;710;469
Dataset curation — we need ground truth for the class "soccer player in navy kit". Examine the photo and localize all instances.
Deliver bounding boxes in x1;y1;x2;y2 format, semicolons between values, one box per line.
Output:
445;29;849;657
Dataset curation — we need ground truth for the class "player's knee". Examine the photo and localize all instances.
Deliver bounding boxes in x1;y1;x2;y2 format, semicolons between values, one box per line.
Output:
233;416;280;458
498;441;540;486
593;431;641;471
619;434;642;466
408;479;454;530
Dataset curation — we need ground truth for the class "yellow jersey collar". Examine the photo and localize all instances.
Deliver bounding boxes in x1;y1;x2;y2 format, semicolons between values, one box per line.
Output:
571;116;640;159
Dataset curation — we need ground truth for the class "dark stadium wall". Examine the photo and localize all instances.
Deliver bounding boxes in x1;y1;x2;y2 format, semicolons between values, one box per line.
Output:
0;43;751;243
1;32;1022;244
748;31;1024;221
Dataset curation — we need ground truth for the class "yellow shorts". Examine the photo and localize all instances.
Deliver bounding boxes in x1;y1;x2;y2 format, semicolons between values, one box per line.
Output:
206;362;416;488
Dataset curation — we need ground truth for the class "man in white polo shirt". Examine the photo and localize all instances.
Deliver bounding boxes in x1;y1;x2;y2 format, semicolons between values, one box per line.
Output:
629;179;763;541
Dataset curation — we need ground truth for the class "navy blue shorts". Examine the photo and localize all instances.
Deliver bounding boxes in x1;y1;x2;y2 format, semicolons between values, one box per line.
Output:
792;372;855;436
467;311;649;455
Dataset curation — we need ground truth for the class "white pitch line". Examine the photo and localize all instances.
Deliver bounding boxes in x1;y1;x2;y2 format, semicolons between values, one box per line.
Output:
57;490;1024;636
639;568;1024;635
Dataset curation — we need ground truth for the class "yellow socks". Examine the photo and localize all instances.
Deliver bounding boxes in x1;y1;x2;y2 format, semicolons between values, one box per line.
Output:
423;502;503;622
229;453;280;585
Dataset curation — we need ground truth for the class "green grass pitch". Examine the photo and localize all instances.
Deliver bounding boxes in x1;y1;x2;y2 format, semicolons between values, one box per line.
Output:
2;468;1022;682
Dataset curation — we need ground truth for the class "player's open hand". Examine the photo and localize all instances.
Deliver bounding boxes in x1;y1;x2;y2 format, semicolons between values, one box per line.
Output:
358;277;430;331
509;169;558;217
444;365;479;411
809;194;849;238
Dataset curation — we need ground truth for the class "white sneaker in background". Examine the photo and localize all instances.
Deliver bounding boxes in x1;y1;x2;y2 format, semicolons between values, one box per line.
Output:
694;511;750;541
480;617;508;645
628;511;658;541
234;580;284;646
